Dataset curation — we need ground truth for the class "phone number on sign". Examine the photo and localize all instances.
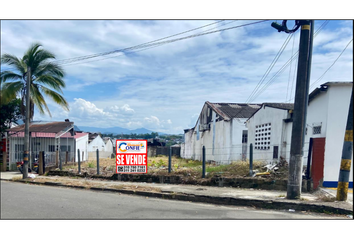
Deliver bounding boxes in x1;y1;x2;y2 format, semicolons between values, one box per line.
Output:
116;165;146;173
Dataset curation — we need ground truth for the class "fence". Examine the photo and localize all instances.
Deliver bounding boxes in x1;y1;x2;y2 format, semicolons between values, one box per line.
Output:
181;142;310;166
6;132;75;170
148;146;181;157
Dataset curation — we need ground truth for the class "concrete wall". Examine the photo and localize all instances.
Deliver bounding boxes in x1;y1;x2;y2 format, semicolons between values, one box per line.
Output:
306;84;353;186
182;110;248;163
88;151;112;159
247;106;292;163
104;139;114;153
75;135;88;162
88;135;106;152
148;146;181;157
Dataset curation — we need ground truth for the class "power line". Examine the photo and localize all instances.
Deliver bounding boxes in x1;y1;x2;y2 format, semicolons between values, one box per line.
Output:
310;38;353;89
54;20;226;65
246;20;330;103
56;20;269;66
246;33;294;103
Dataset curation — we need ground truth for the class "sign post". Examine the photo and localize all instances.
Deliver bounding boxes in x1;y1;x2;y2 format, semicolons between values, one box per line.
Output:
116;140;148;174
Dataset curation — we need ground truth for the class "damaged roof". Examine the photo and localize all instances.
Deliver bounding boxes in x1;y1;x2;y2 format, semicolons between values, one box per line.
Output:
206;101;262;120
246;102;294;121
9;121;74;133
262;103;294;110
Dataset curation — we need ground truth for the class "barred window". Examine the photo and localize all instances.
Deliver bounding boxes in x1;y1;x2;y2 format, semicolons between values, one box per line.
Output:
255;123;271;150
313;126;321;135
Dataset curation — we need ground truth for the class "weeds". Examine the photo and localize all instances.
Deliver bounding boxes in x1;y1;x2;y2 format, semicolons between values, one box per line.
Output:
61;156;286;180
87;161;95;168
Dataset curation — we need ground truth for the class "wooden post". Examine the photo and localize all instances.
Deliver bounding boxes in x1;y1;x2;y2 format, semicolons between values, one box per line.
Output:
96;149;99;175
55;150;59;167
65;151;68;164
78;149;81;173
38;151;44;175
2;152;7;172
202;146;206;178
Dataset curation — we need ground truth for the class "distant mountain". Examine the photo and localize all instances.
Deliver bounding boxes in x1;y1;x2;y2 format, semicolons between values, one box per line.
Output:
78;126;166;135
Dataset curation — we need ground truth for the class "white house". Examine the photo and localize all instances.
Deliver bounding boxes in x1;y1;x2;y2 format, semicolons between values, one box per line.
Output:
75;132;89;162
103;137;114;154
181;101;261;163
88;134;113;159
4;121;76;170
246;103;294;163
305;81;353;188
246;81;353;189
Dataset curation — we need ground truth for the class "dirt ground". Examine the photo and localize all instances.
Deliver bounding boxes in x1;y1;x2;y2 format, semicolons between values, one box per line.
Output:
61;156;289;180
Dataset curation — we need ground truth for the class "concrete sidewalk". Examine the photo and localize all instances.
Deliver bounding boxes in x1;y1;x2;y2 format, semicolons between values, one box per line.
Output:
320;187;353;205
1;171;353;216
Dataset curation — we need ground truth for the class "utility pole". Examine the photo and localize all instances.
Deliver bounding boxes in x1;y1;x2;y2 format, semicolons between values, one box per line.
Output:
272;20;314;199
23;66;31;179
336;90;353;201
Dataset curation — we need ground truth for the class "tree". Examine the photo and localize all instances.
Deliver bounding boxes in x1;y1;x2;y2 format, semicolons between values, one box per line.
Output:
0;98;22;137
0;43;69;121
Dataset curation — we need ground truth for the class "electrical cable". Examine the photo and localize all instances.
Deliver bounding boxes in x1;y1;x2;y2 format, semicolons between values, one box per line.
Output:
246;32;294;103
309;38;353;90
53;20;226;65
246;20;329;103
56;20;269;66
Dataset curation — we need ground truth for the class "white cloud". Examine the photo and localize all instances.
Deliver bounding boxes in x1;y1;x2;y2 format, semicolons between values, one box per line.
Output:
3;20;353;134
105;104;135;116
70;98;112;119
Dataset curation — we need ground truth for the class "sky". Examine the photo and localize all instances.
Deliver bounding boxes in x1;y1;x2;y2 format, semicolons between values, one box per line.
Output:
1;19;353;134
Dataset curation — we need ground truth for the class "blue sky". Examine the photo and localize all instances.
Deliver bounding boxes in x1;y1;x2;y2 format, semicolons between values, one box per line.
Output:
1;19;353;134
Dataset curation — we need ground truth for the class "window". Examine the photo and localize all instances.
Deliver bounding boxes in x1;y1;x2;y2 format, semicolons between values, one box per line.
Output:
48;145;56;152
255;123;271;150
242;130;248;143
313;126;321;135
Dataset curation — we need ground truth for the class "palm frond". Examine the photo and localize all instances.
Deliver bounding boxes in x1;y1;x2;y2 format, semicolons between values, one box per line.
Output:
34;75;65;93
2;81;24;102
40;85;69;111
0;71;23;82
34;62;65;79
1;54;26;74
2;43;68;120
23;43;42;67
30;83;50;116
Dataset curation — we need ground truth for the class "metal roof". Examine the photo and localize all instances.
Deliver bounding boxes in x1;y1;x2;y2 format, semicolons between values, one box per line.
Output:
246;102;294;121
263;102;294;110
206;102;262;120
9;121;74;134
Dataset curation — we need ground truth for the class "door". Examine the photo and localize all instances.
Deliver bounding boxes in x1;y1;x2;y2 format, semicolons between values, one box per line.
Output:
311;138;326;190
273;146;279;159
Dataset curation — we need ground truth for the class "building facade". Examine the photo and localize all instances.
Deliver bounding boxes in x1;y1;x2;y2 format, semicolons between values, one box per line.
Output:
305;82;353;188
246;103;294;163
181;102;261;164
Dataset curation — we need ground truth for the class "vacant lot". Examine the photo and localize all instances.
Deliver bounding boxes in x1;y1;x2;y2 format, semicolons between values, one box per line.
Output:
62;155;288;179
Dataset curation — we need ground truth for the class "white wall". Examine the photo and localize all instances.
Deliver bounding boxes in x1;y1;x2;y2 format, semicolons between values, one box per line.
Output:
182;111;247;163
302;83;353;187
88;135;106;152
306;84;353;185
75;134;88;162
247;106;292;163
104;139;114;153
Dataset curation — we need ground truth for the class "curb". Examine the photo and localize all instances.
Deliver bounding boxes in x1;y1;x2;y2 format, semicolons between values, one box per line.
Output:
4;178;352;215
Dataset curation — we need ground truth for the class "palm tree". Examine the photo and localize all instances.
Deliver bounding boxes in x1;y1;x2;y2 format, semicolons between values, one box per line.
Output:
0;43;69;121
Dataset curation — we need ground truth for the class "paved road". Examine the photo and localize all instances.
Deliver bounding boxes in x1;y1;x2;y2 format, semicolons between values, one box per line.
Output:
0;181;349;219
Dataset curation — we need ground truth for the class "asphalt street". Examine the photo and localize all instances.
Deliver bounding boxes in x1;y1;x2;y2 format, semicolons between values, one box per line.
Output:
0;181;349;219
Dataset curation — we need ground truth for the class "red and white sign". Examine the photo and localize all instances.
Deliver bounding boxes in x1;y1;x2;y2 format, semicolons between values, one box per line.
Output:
116;140;148;174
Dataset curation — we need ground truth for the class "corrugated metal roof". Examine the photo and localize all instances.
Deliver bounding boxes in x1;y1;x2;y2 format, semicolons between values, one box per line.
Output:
206;102;262;120
263;103;294;110
9;121;74;133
